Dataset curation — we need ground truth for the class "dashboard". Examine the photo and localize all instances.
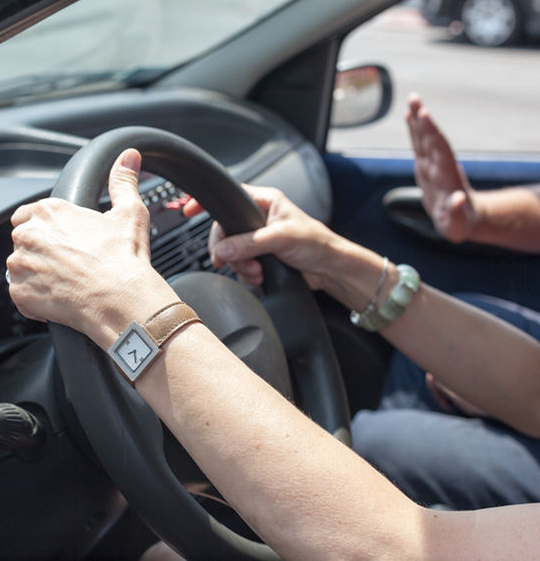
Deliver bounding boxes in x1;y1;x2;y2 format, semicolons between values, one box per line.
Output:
0;84;334;558
0;86;333;340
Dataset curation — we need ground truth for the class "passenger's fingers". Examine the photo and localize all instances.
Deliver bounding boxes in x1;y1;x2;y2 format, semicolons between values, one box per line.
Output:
417;106;452;157
448;189;468;213
448;190;473;236
406;111;421;155
435;191;470;243
417;106;438;133
414;157;429;186
407;92;422;118
107;149;142;210
406;93;423;154
457;164;474;194
416;106;446;162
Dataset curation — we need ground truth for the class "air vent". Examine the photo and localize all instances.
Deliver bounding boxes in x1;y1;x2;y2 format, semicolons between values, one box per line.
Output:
151;215;233;280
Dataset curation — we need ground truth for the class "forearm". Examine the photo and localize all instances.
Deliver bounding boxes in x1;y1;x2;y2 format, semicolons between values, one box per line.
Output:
423;503;540;561
469;185;540;252
141;317;540;561
384;284;540;434
320;235;540;436
94;289;423;561
8;152;430;561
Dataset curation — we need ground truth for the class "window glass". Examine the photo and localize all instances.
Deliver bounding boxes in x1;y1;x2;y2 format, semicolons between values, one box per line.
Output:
0;0;292;101
328;3;540;155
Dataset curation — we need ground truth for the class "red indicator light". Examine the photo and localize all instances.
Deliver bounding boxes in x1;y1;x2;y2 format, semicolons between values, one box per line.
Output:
165;194;191;210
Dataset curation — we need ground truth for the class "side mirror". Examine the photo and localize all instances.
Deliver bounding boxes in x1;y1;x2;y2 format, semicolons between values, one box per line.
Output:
331;63;392;128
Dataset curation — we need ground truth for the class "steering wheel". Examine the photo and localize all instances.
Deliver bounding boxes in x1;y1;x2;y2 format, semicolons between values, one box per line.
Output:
49;126;350;560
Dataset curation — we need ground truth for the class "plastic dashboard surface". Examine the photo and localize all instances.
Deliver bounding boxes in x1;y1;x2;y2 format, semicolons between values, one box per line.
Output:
0;86;332;338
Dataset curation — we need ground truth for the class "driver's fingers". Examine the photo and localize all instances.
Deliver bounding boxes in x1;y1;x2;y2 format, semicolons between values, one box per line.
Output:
228;259;264;286
107;149;142;210
212;225;284;265
182;197;205;217
208;221;227;267
11;201;40;228
240;184;283;213
208;222;262;284
184;184;280;220
11;198;74;232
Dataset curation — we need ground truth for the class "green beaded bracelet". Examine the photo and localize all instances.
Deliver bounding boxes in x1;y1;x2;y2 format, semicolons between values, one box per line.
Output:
350;264;420;332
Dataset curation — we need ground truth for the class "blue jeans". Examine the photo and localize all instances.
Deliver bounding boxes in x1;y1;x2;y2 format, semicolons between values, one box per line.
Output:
351;293;540;510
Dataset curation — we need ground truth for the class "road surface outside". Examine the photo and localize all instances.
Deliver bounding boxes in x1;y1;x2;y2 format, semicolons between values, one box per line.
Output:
329;3;540;156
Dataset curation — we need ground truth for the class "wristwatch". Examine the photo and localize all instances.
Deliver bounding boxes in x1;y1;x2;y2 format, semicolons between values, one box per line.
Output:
108;302;201;386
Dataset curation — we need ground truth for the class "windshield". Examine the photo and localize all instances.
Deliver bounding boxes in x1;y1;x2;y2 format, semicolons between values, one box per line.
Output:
0;0;292;104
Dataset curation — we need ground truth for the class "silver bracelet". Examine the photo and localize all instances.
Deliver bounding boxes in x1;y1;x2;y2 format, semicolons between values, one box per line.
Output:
349;257;389;327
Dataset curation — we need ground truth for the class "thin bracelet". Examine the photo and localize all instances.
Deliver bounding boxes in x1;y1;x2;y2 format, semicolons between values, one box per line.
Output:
349;256;389;327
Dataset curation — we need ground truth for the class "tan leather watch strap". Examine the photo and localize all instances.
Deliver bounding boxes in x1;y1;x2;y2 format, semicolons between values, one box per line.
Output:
108;302;202;387
141;302;201;346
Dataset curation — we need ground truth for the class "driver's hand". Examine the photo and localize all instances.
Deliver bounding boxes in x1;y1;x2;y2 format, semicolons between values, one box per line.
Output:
7;149;172;346
183;185;335;289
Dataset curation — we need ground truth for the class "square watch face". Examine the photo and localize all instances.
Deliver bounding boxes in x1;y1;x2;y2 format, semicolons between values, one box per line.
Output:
108;321;161;383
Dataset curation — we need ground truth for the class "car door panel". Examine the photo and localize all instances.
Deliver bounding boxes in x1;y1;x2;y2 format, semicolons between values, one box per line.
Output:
326;151;540;311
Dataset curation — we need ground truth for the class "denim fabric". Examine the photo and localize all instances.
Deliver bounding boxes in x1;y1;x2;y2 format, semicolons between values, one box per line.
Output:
352;293;540;510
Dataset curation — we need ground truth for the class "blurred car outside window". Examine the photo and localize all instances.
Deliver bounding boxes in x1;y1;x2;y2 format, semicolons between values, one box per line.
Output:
329;1;540;157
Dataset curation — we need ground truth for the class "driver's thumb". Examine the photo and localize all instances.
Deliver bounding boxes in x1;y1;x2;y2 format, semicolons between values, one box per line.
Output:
108;148;142;209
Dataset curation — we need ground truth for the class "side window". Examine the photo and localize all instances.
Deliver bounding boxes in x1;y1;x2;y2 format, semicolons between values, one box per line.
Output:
328;3;540;157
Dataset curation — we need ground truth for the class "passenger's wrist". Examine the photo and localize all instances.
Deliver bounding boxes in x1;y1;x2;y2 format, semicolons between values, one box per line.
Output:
465;189;484;242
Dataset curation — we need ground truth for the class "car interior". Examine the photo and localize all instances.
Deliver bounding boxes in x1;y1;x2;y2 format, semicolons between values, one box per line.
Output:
1;0;540;559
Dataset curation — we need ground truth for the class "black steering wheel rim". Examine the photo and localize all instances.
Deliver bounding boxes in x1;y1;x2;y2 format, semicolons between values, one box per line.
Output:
49;126;350;560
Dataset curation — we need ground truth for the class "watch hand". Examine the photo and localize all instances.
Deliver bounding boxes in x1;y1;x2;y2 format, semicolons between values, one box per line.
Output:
128;348;138;364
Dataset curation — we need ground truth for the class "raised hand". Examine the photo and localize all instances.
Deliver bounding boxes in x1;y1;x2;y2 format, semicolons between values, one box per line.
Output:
406;93;479;243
